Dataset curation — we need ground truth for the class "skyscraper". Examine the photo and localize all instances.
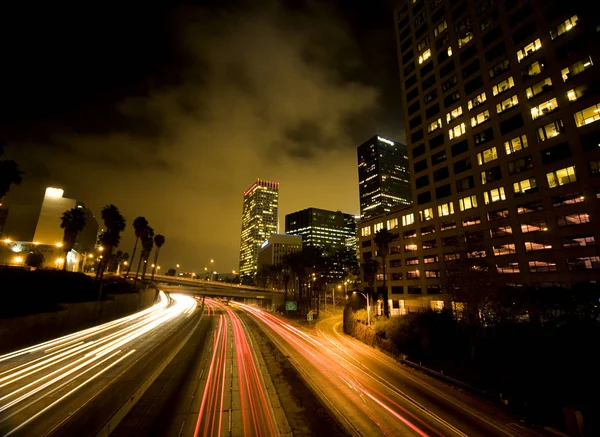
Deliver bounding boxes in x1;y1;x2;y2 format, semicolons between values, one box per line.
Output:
356;0;600;314
285;207;356;253
357;135;412;219
238;179;279;277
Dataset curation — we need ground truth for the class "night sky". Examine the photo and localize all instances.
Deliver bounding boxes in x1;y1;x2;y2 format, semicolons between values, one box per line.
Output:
1;0;405;272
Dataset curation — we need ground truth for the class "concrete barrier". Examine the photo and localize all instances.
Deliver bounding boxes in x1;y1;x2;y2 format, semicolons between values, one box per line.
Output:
0;287;159;354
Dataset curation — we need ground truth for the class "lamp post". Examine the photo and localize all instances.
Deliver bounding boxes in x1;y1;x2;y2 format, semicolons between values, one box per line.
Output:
353;291;371;326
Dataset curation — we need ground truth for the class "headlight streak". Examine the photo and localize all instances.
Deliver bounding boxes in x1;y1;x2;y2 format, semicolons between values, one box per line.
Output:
0;292;197;436
234;302;451;437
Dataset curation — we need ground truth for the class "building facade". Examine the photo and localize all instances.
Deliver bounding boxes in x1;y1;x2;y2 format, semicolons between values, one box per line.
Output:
239;179;279;277
257;234;303;268
285;207;356;253
358;0;600;314
358;135;412;219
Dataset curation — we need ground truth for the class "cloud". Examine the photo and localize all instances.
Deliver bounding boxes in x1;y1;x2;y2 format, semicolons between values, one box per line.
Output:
11;1;381;271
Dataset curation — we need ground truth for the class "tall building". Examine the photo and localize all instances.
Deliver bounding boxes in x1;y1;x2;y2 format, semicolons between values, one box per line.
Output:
239;179;279;277
285;208;356;253
357;0;600;314
257;234;303;268
358;135;412;218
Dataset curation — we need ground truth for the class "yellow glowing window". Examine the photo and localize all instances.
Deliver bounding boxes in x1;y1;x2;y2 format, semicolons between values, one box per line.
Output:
483;187;506;204
513;178;537;195
504;134;528;155
537;120;564;142
561;56;593;81
428;118;442;133
567;84;588;102
459;195;477;211
387;218;399;229
361;226;371;237
492;77;515;96
531;98;558;120
574;103;600;127
437;202;454;217
467;92;486;110
477;147;498;165
447;46;453;57
471;110;490;127
517;38;542;62
458;31;473;48
434;20;448;37
525;242;552;252
419;208;434;221
496;95;519;114
374;222;384;232
402;213;414;226
546;166;576;188
448;122;466;140
550;15;578;40
526;77;552;99
446;106;463;123
418;49;431;64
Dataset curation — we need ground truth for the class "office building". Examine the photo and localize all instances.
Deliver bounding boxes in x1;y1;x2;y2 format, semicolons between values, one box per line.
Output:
358;135;412;218
239;179;279;277
257;234;303;268
285;208;356;253
356;0;600;314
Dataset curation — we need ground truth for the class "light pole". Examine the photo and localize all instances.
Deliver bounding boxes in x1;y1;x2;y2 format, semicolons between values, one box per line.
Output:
353;291;370;326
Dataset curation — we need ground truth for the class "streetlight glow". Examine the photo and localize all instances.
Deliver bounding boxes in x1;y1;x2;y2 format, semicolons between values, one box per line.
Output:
176;264;180;268
353;291;371;326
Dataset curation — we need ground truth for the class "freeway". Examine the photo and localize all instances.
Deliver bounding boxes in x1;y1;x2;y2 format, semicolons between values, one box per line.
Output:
0;291;198;437
236;304;551;437
112;298;279;437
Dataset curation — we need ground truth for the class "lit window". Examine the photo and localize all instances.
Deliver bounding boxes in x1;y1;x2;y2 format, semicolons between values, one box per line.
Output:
521;220;547;233
374;222;384;232
522;60;544;78
574;103;600;127
490;225;512;238
419;208;434;221
418;49;431;64
492;77;515;96
424;255;438;263
568;257;600;271
447;46;453;57
517;38;542;62
406;270;420;279
471;110;490;127
406;257;419;265
517;201;543;215
434;20;448;37
361;226;371;237
526;77;552;99
449;122;466;140
467;92;486;111
546;166;576;188
402;213;414;226
446;106;463;123
562;235;595;248
529;261;557;272
458;31;474;48
440;221;456;231
387;218;399;229
477;147;498;165
513;178;537;196
425;270;440;278
483;187;506;204
561;56;593;81
496;95;519;114
493;244;516;255
550;15;579;40
459;195;478;211
505;134;528;155
497;263;520;274
525;241;552;252
531;98;558;120
462;216;481;227
552;193;584;207
488;208;509;220
558;213;590;226
437;202;454;217
537;120;564;142
567;84;589;103
428;118;442;133
405;243;418;252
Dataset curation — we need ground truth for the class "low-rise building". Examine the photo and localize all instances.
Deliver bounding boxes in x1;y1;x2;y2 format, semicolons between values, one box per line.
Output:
257;234;302;268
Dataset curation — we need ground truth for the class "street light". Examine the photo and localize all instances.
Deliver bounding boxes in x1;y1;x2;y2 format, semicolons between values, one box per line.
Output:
353;291;371;326
176;264;180;268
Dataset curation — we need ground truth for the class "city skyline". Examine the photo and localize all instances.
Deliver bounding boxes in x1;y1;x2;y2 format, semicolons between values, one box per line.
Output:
0;0;404;271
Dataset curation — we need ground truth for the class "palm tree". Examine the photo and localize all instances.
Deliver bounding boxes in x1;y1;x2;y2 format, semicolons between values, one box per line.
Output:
374;228;395;317
113;250;129;275
139;227;154;280
125;216;148;278
362;258;379;313
60;207;87;270
150;234;165;281
0;141;24;199
95;205;126;281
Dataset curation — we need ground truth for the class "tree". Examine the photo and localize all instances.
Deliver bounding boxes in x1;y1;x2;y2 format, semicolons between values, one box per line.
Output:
125;216;148;278
139;226;154;280
59;207;87;270
109;250;129;275
0;141;24;199
362;258;379;312
330;247;360;282
25;252;44;268
150;234;165;281
95;205;126;281
257;264;272;290
374;228;395;317
165;268;176;276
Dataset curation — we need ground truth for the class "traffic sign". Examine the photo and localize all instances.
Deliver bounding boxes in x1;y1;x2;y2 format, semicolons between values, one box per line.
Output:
285;301;297;311
307;313;313;321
